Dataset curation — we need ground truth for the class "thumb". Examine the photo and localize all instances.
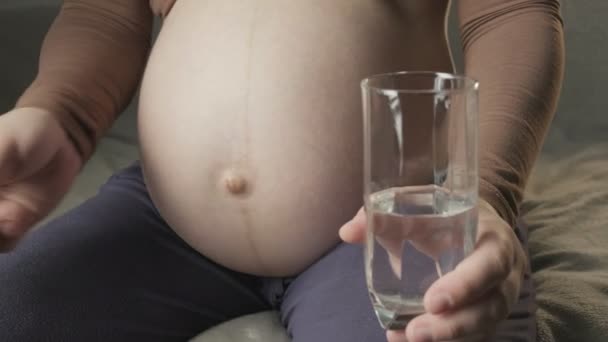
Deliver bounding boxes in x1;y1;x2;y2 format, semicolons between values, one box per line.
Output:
339;207;367;243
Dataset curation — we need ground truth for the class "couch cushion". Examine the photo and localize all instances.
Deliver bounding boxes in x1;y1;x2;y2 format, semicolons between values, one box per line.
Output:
190;311;289;342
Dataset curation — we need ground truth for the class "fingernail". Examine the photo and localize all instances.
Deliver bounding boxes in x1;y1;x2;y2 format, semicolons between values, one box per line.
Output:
413;326;433;342
428;293;453;313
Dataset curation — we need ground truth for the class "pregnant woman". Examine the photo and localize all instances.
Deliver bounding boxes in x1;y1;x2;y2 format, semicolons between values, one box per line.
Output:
0;1;563;341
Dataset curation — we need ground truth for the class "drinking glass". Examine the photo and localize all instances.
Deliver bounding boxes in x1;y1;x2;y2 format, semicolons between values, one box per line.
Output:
361;71;479;330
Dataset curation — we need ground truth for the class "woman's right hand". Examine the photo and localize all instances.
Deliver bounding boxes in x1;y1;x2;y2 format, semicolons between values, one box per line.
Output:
0;107;81;252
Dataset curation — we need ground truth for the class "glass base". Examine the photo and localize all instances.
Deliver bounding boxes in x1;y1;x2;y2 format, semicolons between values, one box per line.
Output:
373;304;421;330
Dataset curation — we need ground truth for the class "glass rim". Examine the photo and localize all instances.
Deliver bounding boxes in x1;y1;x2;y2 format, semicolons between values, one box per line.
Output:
361;71;479;94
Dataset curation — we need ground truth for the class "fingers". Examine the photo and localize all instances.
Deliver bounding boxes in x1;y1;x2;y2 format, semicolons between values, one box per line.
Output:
379;237;404;278
339;207;366;243
387;329;487;342
0;196;39;252
423;217;518;314
0;107;72;184
0;135;23;182
404;288;510;342
386;329;408;342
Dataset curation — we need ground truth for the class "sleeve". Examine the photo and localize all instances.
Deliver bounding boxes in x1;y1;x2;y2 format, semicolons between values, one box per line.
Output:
458;0;565;226
15;0;154;163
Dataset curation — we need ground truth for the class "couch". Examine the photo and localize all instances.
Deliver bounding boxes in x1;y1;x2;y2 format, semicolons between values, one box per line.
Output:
1;1;607;341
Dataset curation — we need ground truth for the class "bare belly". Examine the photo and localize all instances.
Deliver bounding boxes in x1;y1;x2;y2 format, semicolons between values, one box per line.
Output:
138;0;453;276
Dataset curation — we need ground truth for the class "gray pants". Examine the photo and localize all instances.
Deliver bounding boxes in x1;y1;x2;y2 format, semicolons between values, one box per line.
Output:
0;162;535;341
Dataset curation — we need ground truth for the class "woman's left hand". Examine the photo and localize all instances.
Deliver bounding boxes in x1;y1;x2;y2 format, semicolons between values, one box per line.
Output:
339;200;527;342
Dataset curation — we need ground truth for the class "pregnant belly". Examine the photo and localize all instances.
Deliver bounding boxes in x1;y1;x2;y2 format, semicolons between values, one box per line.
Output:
138;0;453;276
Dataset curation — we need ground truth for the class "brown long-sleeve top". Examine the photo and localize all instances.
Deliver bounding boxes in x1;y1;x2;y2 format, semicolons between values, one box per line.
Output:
15;0;565;227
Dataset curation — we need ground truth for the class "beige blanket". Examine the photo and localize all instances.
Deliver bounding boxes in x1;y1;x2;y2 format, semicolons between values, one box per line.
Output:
524;144;608;342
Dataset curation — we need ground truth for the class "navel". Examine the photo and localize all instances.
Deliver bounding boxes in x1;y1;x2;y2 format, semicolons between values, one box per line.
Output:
221;169;249;196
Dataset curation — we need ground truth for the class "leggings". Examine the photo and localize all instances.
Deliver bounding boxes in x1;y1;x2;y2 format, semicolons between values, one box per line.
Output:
0;162;535;341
